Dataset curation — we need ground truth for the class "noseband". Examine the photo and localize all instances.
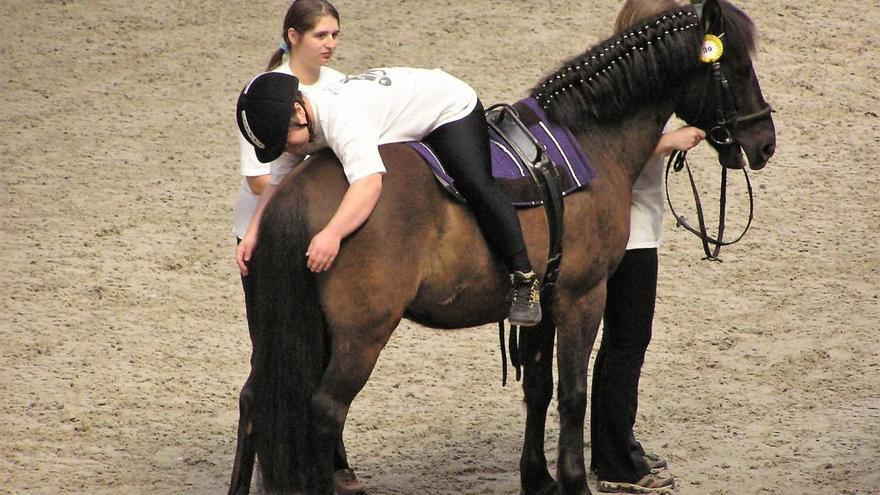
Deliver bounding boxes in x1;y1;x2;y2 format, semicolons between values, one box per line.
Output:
702;59;774;148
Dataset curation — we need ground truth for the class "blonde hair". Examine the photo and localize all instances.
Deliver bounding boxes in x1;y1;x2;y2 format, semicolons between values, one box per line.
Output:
614;0;680;34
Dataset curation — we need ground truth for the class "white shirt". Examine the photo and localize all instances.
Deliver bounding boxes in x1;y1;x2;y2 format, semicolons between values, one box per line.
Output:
233;64;345;239
274;67;478;185
627;153;664;250
627;123;673;250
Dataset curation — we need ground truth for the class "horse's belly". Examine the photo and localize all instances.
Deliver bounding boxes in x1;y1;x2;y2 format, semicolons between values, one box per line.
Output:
404;267;509;329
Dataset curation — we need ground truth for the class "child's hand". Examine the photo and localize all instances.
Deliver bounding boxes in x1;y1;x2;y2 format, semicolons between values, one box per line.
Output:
306;229;341;273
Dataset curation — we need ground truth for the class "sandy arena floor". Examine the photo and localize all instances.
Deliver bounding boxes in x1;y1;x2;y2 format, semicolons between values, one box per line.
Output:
2;0;878;493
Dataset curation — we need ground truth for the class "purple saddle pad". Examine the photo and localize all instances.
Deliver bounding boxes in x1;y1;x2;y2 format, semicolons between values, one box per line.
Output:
407;97;595;207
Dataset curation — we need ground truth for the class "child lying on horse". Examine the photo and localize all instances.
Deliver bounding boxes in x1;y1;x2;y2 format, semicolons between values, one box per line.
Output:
236;68;542;326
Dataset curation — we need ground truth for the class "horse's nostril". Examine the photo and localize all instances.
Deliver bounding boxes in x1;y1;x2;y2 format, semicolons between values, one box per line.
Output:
762;142;776;159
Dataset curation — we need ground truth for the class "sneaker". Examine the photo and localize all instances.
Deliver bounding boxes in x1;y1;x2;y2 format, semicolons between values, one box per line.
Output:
644;452;668;471
598;472;675;493
334;468;368;495
509;270;542;327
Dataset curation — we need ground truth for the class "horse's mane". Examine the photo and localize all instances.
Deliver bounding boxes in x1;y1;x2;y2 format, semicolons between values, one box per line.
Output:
532;2;756;131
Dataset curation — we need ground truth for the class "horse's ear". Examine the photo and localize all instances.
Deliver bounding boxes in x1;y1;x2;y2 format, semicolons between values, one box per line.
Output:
701;0;724;34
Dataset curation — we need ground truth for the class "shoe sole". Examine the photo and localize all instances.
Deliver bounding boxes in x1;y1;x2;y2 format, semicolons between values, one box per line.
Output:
508;318;541;327
508;309;542;327
597;480;674;494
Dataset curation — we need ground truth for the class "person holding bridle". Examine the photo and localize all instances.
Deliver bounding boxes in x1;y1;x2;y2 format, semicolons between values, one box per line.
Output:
588;0;707;493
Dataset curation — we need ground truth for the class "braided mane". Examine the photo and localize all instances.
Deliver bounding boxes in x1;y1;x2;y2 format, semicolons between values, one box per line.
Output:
532;7;703;131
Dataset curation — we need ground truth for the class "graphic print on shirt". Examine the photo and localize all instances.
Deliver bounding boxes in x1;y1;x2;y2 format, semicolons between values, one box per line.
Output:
343;69;392;86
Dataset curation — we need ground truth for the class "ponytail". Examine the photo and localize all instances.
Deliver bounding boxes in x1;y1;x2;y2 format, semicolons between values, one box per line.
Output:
266;39;289;71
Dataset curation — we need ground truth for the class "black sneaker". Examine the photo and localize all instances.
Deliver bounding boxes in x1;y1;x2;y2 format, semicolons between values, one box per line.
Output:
509;270;541;327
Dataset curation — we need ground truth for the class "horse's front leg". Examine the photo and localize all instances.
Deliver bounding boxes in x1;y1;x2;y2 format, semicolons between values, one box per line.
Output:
555;284;605;495
519;317;559;495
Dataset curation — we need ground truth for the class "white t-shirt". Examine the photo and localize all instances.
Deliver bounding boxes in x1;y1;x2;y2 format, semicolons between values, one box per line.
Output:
627;153;664;250
272;67;478;185
232;64;345;239
627;123;673;250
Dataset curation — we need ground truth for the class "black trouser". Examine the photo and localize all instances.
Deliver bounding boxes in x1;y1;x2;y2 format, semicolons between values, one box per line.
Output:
590;248;658;483
238;238;351;471
423;100;532;274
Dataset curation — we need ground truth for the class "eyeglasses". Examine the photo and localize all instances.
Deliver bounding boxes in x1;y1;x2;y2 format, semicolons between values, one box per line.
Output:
289;101;315;143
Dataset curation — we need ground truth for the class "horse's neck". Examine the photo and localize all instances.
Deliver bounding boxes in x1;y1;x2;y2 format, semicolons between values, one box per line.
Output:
582;102;674;187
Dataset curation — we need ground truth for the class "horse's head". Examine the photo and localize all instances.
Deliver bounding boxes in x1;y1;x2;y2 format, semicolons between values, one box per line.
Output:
676;0;776;170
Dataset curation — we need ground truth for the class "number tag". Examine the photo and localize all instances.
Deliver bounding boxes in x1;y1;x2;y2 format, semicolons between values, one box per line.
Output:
700;34;724;63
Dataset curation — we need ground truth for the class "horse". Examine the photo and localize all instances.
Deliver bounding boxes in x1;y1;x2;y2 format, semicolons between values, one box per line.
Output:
227;1;775;493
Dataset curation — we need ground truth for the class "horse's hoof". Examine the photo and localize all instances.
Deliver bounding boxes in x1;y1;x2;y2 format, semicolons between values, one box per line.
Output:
522;482;560;495
334;468;368;495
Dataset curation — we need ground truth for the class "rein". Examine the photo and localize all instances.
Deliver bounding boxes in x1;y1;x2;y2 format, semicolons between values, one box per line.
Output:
664;149;753;261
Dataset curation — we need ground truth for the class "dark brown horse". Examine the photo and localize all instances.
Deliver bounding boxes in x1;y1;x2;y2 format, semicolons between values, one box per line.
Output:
228;1;775;493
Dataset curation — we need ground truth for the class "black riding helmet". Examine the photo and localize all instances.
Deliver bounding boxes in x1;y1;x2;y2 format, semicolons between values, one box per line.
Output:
236;72;300;163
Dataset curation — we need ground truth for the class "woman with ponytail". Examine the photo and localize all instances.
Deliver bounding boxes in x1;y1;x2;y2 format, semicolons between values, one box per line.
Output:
231;2;368;494
233;0;343;249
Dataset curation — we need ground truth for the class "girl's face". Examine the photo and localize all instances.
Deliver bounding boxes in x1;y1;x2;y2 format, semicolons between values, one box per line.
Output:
288;15;340;69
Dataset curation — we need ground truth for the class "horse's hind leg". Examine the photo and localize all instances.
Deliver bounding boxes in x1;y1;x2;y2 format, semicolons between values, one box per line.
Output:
228;373;258;495
519;318;559;495
308;321;397;493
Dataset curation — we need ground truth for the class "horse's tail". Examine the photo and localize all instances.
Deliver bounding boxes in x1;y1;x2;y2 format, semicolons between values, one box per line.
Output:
246;193;325;493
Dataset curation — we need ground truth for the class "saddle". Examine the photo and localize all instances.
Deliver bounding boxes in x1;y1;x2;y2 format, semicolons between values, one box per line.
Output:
408;97;595;207
406;97;595;294
407;99;596;384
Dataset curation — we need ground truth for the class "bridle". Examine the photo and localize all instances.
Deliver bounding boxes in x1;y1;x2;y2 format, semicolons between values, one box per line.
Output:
666;11;773;261
701;56;774;149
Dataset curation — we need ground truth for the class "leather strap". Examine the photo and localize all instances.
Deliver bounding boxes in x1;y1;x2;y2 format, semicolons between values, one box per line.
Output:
487;103;564;384
665;150;754;261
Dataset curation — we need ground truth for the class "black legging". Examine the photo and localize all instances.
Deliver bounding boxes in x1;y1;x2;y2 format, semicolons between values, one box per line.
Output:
423;100;532;274
590;248;658;483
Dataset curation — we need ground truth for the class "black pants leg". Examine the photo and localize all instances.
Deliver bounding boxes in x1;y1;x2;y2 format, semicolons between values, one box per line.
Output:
423;101;532;274
590;248;658;483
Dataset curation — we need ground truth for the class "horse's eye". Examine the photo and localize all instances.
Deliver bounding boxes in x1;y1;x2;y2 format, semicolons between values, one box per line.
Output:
731;62;754;79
